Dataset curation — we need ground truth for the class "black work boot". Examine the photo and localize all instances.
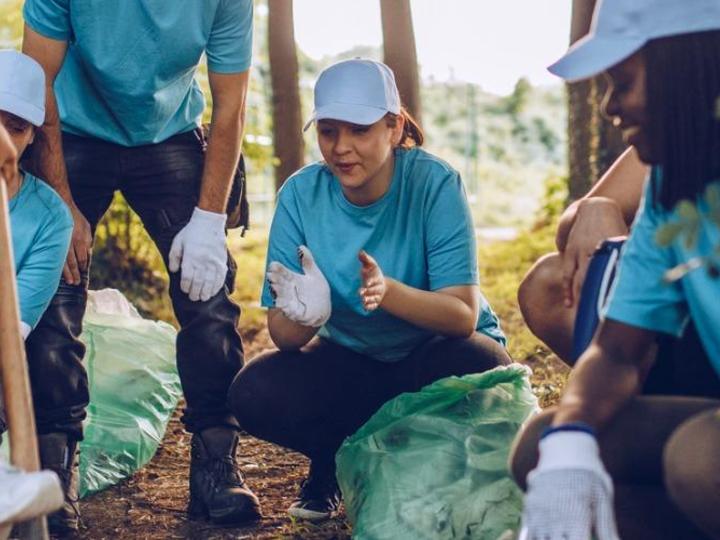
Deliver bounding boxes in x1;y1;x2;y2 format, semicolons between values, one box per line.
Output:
288;460;341;522
38;432;80;536
188;427;262;525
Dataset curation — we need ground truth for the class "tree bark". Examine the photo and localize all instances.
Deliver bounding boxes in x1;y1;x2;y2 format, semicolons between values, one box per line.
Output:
380;0;422;125
268;0;305;192
567;0;625;200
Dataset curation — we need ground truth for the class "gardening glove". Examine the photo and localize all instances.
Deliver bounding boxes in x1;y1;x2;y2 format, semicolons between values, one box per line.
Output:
519;430;619;540
168;207;227;302
267;245;331;327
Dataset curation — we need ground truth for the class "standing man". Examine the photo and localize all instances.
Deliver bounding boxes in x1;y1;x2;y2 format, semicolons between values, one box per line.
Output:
21;0;260;533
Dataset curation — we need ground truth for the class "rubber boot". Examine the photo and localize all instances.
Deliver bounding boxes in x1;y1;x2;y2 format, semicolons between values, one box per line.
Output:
187;427;262;525
38;433;80;536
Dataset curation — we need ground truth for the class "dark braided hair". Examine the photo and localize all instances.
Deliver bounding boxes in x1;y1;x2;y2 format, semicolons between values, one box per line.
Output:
644;30;720;210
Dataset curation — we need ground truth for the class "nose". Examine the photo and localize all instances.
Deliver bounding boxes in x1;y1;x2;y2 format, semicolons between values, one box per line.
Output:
333;127;352;155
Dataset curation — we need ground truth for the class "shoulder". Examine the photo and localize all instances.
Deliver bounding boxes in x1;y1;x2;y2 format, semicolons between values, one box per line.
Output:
277;162;331;203
398;148;462;197
24;174;73;232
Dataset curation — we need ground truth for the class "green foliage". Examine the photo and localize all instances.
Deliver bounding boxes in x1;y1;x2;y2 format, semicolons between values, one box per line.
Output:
655;183;720;282
90;194;173;321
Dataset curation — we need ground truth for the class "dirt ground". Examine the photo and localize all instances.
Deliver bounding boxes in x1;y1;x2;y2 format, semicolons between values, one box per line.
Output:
72;327;565;540
75;328;352;540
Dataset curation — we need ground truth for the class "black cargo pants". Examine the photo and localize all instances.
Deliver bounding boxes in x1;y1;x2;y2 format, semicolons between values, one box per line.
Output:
24;130;244;440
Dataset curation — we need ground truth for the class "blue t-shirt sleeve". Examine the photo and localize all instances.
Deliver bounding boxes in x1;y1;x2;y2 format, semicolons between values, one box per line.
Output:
17;212;72;329
260;182;306;307
206;0;253;73
604;178;687;336
424;171;479;291
23;0;72;41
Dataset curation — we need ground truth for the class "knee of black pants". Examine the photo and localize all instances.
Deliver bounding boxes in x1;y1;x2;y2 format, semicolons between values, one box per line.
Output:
25;279;90;439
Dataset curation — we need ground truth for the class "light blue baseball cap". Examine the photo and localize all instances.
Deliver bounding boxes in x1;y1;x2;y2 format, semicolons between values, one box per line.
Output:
0;50;45;126
303;58;401;131
549;0;720;82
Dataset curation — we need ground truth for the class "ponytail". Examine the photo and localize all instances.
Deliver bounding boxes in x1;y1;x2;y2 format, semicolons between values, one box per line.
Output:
386;107;424;148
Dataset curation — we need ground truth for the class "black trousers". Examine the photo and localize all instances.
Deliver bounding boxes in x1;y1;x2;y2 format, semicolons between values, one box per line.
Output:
228;333;512;467
23;130;244;440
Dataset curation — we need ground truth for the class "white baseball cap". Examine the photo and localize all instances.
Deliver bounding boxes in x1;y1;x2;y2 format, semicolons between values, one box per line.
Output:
549;0;720;82
303;58;401;131
0;50;46;127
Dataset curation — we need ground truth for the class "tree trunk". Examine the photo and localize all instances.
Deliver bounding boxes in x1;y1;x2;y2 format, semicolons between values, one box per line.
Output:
268;0;304;192
566;0;625;200
380;0;422;125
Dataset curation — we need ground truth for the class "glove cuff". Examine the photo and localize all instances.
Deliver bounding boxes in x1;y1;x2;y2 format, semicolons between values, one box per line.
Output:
191;207;227;229
537;430;604;474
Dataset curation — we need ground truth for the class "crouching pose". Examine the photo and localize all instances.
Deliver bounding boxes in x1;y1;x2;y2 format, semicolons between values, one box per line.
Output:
229;59;511;522
511;1;720;539
0;50;70;536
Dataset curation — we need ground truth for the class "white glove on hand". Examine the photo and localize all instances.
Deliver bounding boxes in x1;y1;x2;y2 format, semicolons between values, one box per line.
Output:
267;246;331;327
168;207;227;302
520;430;620;540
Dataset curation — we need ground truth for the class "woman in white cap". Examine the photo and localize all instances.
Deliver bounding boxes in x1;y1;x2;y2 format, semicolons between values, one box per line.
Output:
228;58;510;522
510;0;720;539
0;47;72;492
0;54;66;535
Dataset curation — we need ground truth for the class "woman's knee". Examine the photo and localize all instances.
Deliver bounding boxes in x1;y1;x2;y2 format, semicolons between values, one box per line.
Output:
664;409;720;537
508;408;556;490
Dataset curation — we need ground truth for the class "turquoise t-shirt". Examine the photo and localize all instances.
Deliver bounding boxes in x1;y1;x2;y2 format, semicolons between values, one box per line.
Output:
10;173;72;329
261;147;506;362
23;0;253;146
605;168;720;374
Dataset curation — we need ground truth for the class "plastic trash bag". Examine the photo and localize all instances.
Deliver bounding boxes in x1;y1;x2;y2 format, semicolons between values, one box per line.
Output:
336;364;539;540
78;289;181;497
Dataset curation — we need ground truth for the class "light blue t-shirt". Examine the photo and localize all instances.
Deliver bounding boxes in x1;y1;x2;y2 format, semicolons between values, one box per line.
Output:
605;168;720;374
261;147;506;362
23;0;253;146
10;174;72;329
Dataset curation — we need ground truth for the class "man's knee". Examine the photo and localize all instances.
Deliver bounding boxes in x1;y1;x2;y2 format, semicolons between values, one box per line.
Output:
518;253;563;329
664;409;720;536
508;408;555;490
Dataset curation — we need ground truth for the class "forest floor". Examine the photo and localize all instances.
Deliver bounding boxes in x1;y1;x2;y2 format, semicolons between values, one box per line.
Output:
73;225;568;539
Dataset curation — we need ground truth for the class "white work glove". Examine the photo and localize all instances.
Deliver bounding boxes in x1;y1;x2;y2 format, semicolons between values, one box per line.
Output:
168;207;227;302
0;462;63;527
267;246;331;327
519;430;620;540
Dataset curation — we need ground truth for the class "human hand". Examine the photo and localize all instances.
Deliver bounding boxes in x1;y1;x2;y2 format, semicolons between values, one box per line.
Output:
267;246;331;327
62;204;93;285
559;197;628;307
358;250;386;311
519;430;619;540
168;207;228;302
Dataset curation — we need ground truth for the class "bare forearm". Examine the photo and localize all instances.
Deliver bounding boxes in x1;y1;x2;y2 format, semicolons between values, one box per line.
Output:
554;321;656;428
267;309;319;351
380;279;478;337
198;106;244;213
34;88;74;205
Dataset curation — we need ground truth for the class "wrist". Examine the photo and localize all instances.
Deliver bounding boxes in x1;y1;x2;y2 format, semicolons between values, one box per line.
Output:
536;429;603;473
191;206;227;229
379;277;396;308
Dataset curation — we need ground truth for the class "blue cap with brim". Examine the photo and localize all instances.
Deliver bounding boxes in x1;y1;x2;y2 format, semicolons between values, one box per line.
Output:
548;0;720;82
0;50;45;126
304;59;401;131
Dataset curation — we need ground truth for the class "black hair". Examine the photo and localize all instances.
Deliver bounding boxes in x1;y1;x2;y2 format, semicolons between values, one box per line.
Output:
645;30;720;209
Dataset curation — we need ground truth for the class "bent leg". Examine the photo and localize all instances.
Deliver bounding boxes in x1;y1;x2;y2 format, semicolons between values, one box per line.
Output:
510;396;719;539
664;408;720;539
518;253;576;362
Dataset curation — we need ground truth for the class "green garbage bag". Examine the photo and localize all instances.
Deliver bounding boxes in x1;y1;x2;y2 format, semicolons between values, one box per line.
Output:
336;364;539;540
78;289;182;497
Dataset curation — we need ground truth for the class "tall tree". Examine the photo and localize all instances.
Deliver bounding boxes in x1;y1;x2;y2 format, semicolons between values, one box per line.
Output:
268;0;304;192
380;0;422;125
567;0;625;200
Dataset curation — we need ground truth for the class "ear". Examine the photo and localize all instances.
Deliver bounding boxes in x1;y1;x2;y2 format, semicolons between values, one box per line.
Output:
391;114;405;146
